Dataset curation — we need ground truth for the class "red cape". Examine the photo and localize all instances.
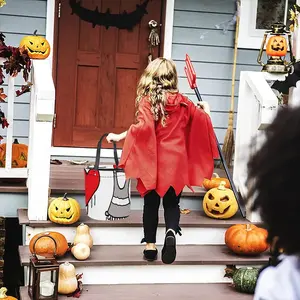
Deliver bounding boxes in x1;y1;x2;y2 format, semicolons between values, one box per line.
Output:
119;93;219;197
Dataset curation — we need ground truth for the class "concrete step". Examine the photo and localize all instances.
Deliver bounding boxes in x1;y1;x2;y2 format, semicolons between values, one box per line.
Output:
19;244;268;285
20;283;253;300
19;209;254;245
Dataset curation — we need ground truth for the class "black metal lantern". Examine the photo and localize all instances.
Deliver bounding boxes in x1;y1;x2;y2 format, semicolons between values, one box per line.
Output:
257;22;295;73
28;236;59;300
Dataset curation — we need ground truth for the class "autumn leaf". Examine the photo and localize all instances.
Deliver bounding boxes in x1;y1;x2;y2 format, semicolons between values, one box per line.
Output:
16;82;32;97
0;88;6;102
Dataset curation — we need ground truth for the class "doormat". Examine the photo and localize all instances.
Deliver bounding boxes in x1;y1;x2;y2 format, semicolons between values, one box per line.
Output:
69;0;150;30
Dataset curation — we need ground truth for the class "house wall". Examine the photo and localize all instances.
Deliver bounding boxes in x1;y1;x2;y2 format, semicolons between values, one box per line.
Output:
0;0;47;145
172;0;260;146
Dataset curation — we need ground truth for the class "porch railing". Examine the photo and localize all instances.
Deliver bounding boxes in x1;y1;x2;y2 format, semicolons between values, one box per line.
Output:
233;71;285;222
0;59;55;221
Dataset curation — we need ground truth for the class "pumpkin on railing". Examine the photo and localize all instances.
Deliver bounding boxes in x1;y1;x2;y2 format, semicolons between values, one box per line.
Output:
0;138;28;168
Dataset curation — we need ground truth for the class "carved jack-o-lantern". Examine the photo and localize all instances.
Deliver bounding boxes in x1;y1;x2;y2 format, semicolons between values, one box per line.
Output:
203;181;238;219
48;193;81;225
19;30;51;59
266;35;288;57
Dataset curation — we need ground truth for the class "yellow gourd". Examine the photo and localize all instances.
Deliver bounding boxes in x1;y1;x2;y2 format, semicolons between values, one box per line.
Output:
0;287;17;300
73;223;93;248
58;262;78;295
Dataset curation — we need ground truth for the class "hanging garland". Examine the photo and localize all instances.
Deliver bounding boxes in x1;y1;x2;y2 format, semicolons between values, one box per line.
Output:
69;0;150;30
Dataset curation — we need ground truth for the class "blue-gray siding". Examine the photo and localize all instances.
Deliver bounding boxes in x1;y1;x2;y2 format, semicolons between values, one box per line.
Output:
172;0;260;145
0;0;47;145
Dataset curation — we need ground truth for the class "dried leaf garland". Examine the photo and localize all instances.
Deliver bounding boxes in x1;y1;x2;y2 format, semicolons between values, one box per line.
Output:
0;35;32;88
0;88;7;102
16;82;32;97
0;109;9;129
0;0;6;8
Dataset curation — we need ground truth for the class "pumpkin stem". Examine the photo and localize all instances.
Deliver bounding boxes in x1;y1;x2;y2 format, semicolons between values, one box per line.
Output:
33;29;38;35
224;265;238;279
63;193;68;200
212;173;219;178
13;138;19;144
0;287;8;299
217;181;226;191
246;224;252;231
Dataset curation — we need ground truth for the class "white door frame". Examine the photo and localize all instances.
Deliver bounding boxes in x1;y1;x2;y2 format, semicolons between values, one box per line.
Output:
46;0;175;158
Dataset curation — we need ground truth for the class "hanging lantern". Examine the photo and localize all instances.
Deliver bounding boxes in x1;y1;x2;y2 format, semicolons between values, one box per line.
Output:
257;22;295;73
28;235;59;300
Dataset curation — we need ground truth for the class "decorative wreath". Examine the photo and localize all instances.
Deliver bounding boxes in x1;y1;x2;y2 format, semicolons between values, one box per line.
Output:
69;0;150;30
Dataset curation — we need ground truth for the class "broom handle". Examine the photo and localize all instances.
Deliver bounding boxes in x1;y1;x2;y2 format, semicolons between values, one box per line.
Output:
194;86;246;218
229;1;240;115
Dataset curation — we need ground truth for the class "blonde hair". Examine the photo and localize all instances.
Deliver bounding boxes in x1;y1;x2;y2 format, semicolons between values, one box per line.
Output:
136;57;178;126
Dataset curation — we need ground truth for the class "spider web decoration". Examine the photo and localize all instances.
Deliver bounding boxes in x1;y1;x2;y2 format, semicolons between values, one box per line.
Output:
69;0;150;30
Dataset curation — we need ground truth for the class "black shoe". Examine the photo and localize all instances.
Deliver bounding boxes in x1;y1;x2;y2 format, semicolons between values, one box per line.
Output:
143;248;158;261
162;230;176;264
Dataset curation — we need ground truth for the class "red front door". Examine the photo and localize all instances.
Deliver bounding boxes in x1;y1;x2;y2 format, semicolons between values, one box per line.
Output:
53;0;164;148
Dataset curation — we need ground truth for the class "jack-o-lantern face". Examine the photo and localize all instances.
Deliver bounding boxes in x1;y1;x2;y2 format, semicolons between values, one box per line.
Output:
48;193;81;225
19;30;50;59
203;181;238;219
266;35;288;57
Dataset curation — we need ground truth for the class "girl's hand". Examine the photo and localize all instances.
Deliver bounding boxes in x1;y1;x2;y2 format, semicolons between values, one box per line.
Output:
106;133;120;143
197;101;211;116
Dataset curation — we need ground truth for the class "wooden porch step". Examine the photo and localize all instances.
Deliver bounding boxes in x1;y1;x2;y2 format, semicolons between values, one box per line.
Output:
19;244;268;267
18;208;252;228
19;283;253;300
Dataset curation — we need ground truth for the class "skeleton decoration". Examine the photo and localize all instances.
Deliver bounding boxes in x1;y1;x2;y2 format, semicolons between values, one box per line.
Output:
148;20;160;63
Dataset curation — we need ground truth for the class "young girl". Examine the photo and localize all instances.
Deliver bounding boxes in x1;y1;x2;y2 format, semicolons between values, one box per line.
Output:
247;106;300;299
107;58;218;264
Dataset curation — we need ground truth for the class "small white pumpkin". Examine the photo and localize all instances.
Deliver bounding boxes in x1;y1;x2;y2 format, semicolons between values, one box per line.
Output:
71;243;90;260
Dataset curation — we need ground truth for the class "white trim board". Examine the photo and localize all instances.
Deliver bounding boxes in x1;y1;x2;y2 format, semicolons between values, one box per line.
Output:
47;0;175;157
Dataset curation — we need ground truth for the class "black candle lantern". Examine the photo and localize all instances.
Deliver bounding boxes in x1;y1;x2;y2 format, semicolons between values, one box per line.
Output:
28;236;59;300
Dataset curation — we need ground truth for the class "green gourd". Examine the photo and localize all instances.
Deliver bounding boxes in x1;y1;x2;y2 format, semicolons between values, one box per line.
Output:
225;265;259;294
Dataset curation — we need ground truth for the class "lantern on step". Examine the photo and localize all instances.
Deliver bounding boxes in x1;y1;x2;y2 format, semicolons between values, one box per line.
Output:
28;235;59;300
257;22;295;73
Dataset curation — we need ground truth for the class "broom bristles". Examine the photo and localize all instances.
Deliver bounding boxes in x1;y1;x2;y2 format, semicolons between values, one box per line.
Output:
221;125;235;168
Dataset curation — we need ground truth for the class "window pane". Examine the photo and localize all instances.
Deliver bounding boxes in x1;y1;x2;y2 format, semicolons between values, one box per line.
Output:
256;0;296;30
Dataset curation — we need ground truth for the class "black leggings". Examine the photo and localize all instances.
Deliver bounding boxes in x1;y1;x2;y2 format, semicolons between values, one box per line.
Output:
142;187;182;243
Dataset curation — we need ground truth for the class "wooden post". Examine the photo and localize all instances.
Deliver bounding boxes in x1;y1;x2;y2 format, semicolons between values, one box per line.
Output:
27;60;55;221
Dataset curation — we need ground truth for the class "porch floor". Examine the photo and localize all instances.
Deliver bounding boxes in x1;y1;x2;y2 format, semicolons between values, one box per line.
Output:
0;161;231;196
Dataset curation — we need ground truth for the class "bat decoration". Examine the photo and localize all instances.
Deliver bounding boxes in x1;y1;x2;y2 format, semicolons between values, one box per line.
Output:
69;0;150;30
271;61;300;95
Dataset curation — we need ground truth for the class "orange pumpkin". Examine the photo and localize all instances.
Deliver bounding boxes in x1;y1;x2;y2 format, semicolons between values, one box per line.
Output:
203;173;230;190
29;231;69;258
266;35;288;57
225;224;269;255
0;139;28;168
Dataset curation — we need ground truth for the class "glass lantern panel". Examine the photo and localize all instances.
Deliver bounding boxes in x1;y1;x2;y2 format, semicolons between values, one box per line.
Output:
39;270;57;298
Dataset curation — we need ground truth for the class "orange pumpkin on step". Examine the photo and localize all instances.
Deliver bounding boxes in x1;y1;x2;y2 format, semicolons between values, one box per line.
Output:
225;224;269;255
29;231;69;258
0;139;28;168
203;173;230;190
